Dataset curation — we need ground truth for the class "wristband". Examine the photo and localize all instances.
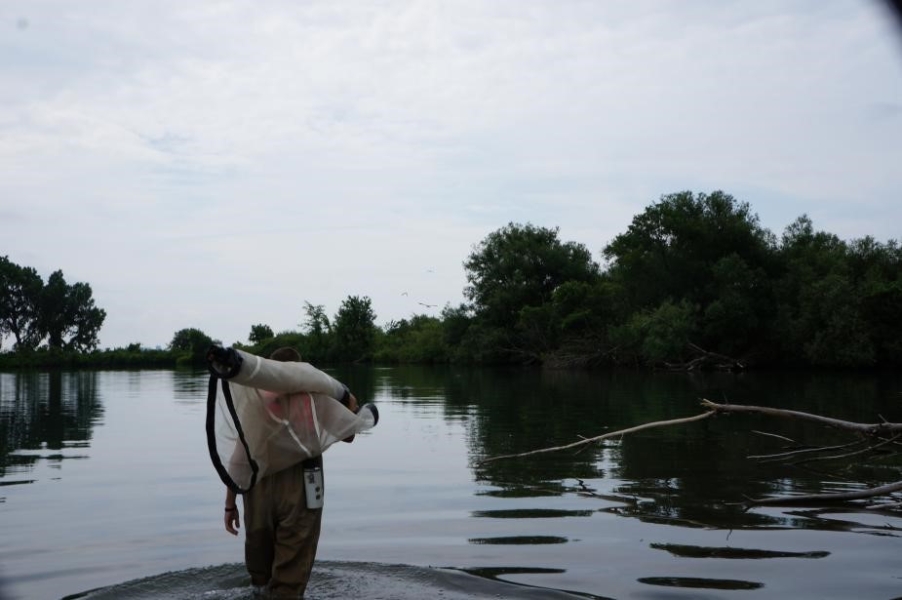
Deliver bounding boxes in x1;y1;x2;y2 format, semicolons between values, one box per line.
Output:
225;506;238;511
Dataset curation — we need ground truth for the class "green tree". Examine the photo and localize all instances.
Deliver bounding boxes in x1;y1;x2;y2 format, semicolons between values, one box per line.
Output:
169;327;215;364
302;302;331;362
701;254;771;358
64;281;107;352
440;303;472;348
849;237;902;365
36;270;107;352
374;319;406;363
611;299;697;365
550;280;618;337
512;304;556;363
403;315;447;363
331;295;376;362
464;223;599;330
248;324;274;344
540;279;621;367
252;331;306;361
603;191;776;311
602;191;777;362
772;216;877;367
375;315;448;363
440;303;485;364
0;256;43;350
462;222;600;363
452;321;512;365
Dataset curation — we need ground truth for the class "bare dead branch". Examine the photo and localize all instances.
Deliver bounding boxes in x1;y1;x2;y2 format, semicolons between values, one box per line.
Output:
478;410;715;464
749;439;868;462
750;430;797;444
480;397;902;510
793;434;902;466
866;501;902;510
743;480;902;506
700;399;902;436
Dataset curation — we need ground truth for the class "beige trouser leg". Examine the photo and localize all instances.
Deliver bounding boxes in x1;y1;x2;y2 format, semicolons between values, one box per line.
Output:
243;463;323;598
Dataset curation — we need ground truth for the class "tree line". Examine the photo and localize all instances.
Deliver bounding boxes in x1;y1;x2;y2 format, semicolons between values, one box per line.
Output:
2;190;900;369
448;191;900;369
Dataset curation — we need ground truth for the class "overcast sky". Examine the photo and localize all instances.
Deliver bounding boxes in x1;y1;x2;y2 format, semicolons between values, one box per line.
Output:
2;1;901;350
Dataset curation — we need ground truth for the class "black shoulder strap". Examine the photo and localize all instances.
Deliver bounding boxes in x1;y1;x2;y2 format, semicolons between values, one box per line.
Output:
206;374;259;494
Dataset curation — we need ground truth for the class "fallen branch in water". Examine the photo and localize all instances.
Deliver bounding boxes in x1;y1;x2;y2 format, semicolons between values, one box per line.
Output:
741;480;902;506
481;398;902;509
478;410;715;464
748;439;867;462
697;400;902;507
792;434;901;466
699;399;902;436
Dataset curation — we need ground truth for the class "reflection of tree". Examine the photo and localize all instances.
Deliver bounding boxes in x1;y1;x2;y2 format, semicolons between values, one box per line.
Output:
372;366;618;487
269;364;902;528
426;367;902;528
327;365;378;407
0;371;102;477
171;369;211;402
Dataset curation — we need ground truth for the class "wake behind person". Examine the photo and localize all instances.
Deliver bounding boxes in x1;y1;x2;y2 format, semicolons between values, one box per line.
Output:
207;345;379;598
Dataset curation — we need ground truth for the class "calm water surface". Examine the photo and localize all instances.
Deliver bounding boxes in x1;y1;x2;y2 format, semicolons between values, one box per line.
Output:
1;366;901;599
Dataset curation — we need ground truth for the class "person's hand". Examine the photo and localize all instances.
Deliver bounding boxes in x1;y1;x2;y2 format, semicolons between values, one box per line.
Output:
224;506;240;535
207;346;243;378
342;393;360;443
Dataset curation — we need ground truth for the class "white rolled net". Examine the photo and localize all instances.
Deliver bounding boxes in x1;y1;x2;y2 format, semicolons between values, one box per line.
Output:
207;350;377;492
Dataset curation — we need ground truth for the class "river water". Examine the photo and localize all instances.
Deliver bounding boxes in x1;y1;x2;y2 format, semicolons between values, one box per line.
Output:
1;366;901;599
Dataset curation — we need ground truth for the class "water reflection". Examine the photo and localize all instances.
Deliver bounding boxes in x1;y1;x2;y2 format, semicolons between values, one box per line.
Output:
368;365;902;533
637;576;764;591
171;368;211;403
460;568;617;600
650;543;830;559
472;508;596;518
468;535;569;545
478;487;562;498
2;366;901;599
781;508;902;537
0;371;102;478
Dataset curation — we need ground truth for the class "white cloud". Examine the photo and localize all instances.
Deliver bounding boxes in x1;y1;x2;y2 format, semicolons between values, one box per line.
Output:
2;0;901;348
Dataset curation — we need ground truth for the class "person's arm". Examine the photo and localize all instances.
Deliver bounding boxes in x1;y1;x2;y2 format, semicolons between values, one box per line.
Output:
224;488;240;535
222;349;351;400
209;345;357;410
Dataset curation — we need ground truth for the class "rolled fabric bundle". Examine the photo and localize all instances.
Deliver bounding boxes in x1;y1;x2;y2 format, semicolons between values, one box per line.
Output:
206;348;377;493
209;347;348;399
